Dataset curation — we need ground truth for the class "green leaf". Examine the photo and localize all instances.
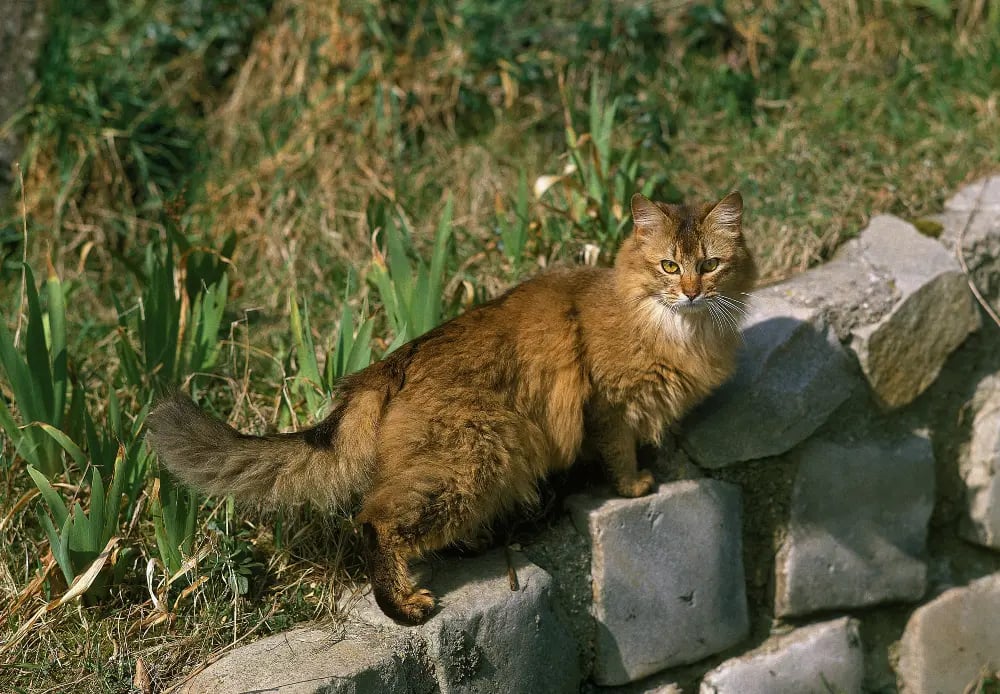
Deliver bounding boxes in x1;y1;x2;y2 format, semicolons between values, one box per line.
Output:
89;467;106;552
344;317;375;375
45;263;68;421
105;447;127;540
23;265;55;418
0;305;44;425
38;509;74;584
27;464;69;528
36;423;87;469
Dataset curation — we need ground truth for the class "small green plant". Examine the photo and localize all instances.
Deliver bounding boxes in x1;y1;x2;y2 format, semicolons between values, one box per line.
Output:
289;278;376;414
82;388;152;518
150;468;198;578
115;241;230;392
27;447;131;599
367;197;457;347
0;264;76;477
495;171;532;275
538;78;664;250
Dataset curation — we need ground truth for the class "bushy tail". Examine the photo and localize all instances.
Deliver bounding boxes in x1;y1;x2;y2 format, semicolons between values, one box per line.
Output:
146;392;377;509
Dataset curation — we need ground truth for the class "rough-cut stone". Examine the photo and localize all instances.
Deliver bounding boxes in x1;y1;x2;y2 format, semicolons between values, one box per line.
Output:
181;550;580;694
413;551;581;694
848;215;980;409
699;618;863;694
179;624;423;694
937;175;1000;304
681;295;856;467
959;373;1000;549
756;244;898;341
569;481;749;685
897;573;1000;694
775;434;935;617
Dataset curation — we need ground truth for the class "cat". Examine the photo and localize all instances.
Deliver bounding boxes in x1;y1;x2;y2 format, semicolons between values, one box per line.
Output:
146;191;757;624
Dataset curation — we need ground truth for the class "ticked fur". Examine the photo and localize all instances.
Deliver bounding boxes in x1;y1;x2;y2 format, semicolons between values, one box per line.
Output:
146;190;757;624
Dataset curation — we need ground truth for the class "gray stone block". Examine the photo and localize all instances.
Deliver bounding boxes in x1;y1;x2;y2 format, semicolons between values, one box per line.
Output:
179;624;422;694
775;435;935;617
680;295;856;467
849;215;980;409
937;175;1000;304
755;244;897;341
959;373;1000;549
569;481;749;685
414;551;581;694
699;617;863;694
897;573;1000;694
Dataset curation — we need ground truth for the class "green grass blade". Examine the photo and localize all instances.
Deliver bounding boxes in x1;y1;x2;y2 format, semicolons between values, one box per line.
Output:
0;300;44;425
424;195;454;331
108;386;122;440
105;447;127;540
344;317;375;375
185;275;228;374
38;510;74;584
45;262;68;420
0;397;42;471
36;423;87;469
27;465;69;528
23;265;55;418
89;467;106;553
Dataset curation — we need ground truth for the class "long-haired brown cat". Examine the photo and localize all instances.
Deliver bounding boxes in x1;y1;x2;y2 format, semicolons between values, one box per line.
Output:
147;191;756;624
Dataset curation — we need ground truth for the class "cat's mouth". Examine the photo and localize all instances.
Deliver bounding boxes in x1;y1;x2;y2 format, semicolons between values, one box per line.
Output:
669;296;709;313
654;294;708;315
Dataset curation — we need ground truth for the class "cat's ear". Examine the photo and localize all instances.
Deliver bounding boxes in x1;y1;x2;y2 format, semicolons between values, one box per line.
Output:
705;191;743;236
631;193;668;240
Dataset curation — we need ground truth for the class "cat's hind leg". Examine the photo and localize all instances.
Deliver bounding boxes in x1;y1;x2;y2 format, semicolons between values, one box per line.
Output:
360;519;435;624
359;404;547;624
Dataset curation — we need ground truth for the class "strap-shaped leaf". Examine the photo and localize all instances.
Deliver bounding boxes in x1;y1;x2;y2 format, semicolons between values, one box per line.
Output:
45;261;67;421
0;309;44;424
36;423;86;469
27;465;69;528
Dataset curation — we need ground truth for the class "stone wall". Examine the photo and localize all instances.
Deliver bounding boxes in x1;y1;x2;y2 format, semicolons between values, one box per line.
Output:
178;176;1000;694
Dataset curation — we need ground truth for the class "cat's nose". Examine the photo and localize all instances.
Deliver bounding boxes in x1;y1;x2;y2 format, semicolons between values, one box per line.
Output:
683;289;700;301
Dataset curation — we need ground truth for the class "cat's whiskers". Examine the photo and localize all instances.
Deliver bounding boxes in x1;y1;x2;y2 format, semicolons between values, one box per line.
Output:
707;295;745;342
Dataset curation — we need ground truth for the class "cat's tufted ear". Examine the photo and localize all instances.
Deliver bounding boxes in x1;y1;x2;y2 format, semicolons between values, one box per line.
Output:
704;191;743;236
630;193;668;240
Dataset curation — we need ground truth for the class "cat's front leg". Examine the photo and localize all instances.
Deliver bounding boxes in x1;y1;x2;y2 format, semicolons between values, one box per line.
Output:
590;413;654;498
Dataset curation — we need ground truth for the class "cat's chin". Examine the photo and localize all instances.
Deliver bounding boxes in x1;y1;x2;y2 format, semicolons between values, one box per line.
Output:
671;299;708;315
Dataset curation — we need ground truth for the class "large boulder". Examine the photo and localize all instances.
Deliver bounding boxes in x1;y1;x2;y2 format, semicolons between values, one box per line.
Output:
568;480;749;685
774;434;935;617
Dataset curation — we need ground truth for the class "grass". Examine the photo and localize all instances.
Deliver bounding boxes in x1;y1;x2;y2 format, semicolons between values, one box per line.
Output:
1;0;999;691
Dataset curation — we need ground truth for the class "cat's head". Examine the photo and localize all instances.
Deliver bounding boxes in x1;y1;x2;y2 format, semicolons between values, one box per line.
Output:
616;191;757;330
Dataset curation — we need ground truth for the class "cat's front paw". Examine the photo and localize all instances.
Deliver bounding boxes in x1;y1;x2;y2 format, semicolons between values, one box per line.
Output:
616;469;655;498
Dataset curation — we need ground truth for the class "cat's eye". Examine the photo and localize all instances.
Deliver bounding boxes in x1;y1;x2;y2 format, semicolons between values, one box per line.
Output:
700;258;720;273
661;259;681;274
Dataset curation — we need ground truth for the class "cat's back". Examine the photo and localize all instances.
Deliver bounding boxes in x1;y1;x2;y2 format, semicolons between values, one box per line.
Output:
373;265;606;401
